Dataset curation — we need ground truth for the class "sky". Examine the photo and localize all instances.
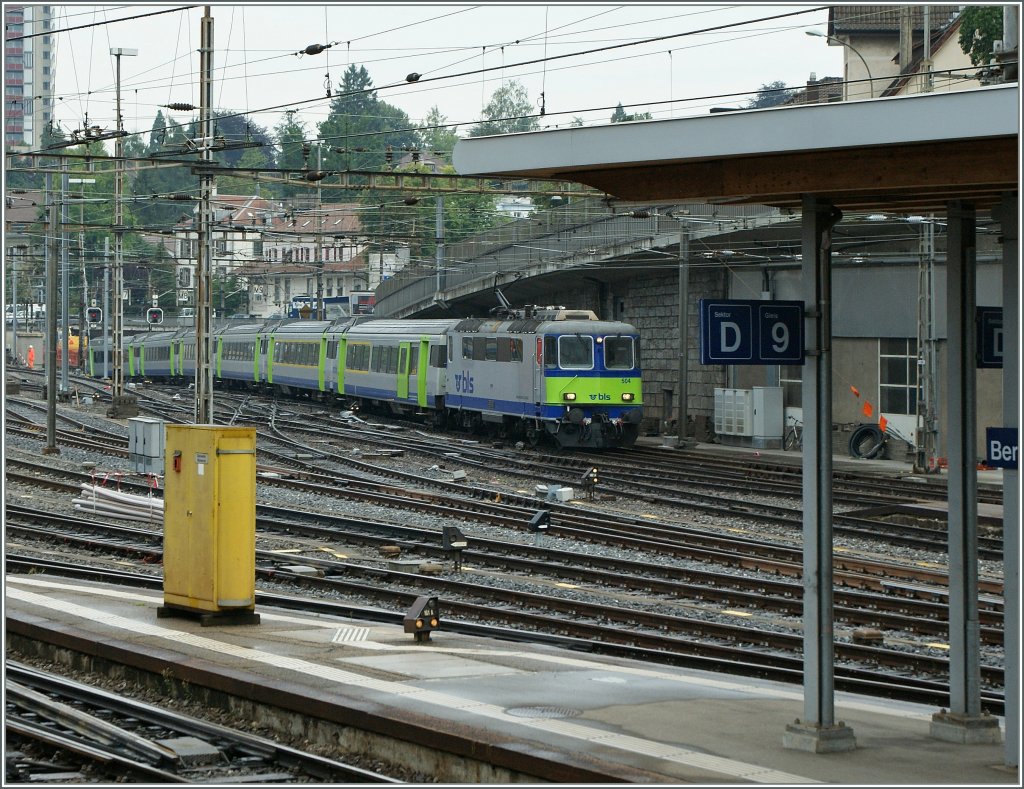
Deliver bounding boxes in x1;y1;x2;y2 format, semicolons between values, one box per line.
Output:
46;3;844;144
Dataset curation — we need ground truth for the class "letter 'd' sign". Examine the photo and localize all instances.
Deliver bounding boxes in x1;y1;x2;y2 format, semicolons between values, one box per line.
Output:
699;299;804;365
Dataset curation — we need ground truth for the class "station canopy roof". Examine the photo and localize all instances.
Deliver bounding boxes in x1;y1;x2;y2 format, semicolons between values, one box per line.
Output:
452;85;1019;214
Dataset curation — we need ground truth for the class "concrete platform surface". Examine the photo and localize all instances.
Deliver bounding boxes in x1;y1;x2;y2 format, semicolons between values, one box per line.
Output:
5;574;1015;785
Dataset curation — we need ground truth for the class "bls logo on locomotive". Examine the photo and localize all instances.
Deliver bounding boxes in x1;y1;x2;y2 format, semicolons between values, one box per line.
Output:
454;372;475;394
589;393;611;401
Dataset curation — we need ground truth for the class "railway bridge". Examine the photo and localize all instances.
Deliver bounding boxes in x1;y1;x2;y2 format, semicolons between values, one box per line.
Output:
374;196;792;319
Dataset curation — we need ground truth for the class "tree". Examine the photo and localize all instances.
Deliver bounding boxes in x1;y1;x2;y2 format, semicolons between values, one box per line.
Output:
129;112;196;229
317;64;420;175
610;103;652;123
958;6;1003;66
218;146;270;196
746;81;796;109
273;112;311;199
420;106;459;162
468;80;539;137
209;111;274;169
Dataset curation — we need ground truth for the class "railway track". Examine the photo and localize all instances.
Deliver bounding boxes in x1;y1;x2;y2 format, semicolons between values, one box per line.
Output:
6;387;1006;719
5;661;398;783
5;554;1005;718
4;499;1006;709
5;459;1005;602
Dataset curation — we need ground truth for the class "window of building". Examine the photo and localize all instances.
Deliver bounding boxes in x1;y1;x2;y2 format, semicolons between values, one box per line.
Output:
879;338;917;415
42;66;49;75
779;364;802;407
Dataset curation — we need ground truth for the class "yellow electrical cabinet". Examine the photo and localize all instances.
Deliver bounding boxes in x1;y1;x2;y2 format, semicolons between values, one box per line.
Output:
160;425;260;624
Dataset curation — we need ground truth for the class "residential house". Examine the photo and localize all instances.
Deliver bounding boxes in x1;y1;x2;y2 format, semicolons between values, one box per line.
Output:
824;5;979;99
148;194;374;319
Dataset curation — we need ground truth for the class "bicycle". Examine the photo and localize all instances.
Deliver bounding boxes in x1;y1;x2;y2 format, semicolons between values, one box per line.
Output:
783;415;803;451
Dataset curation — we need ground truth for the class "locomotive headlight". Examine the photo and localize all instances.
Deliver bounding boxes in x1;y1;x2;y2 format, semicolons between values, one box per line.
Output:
622;392;634;401
563;392;577;401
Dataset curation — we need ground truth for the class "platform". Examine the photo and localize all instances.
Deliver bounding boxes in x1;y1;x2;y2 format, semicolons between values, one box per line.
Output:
5;574;1014;784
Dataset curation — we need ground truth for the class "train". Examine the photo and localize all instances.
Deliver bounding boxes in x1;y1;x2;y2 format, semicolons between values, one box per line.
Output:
86;304;644;449
56;326;87;368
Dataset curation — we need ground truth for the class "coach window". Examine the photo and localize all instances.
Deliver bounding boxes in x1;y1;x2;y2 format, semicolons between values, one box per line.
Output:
485;337;498;361
604;336;634;370
409;346;419;373
462;337;474;360
559;335;593;369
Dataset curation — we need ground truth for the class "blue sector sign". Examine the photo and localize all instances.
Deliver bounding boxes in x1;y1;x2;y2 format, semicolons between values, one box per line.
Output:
699;299;804;365
977;307;1003;369
986;427;1018;470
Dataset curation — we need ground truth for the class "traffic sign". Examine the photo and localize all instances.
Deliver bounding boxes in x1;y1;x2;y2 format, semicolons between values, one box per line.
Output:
977;307;1003;369
699;299;805;365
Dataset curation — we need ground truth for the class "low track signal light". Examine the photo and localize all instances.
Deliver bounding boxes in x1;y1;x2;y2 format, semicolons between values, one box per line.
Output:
403;596;440;642
581;467;599;500
442;525;467;571
528;510;550;532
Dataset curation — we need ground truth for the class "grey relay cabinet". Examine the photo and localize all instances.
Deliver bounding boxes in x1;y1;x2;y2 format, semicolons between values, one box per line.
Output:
714;386;783;449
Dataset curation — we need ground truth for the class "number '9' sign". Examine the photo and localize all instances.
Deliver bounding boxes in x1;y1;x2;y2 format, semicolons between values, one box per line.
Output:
700;300;805;365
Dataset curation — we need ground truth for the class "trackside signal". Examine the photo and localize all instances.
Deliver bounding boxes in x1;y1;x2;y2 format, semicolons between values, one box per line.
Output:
147;307;164;325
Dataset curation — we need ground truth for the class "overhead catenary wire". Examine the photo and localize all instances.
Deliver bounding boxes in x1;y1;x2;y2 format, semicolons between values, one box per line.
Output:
38;4;833;149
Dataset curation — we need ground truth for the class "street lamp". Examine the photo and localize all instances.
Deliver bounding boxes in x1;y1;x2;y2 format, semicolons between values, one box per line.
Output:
805;30;875;99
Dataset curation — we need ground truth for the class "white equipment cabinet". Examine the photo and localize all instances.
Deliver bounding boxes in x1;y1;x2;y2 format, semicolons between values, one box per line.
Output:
715;386;783;448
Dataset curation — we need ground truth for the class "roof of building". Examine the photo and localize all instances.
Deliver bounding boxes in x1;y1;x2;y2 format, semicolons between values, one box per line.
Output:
4;190;44;229
829;5;962;35
784;75;844;105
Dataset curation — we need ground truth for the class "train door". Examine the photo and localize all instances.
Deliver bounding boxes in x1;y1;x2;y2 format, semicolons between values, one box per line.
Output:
337;337;347;394
417;337;429;407
533;336;544;412
397;341;410;400
259;335;270;383
318;336;328;392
